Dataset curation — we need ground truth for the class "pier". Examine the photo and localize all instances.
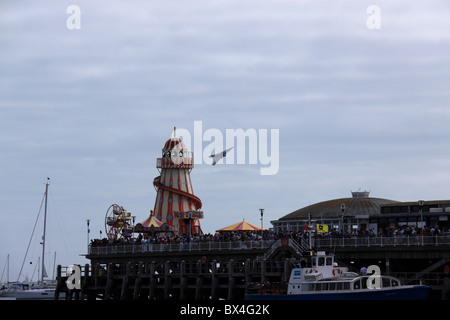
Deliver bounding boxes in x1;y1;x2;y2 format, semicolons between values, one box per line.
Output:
57;238;303;300
56;236;450;300
57;257;292;301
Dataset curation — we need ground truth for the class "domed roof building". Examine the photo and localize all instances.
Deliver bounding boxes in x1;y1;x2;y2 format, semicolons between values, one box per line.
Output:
271;191;398;233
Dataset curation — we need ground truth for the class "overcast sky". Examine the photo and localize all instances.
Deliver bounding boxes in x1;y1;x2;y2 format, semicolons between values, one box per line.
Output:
1;1;450;282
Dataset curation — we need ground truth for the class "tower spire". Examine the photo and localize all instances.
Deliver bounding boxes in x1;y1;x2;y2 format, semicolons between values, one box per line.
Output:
173;126;176;138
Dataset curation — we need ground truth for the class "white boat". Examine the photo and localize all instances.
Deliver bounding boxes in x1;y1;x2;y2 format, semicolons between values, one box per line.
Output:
1;282;28;298
246;251;431;300
14;285;56;300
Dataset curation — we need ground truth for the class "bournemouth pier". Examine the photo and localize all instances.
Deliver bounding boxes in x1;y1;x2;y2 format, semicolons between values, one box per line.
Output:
56;130;450;300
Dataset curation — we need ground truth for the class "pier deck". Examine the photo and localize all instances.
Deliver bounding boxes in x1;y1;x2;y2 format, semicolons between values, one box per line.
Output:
57;236;450;300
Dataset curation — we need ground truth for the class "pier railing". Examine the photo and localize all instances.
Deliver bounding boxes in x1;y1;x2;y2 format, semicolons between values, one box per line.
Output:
313;234;450;248
88;239;276;255
88;235;450;255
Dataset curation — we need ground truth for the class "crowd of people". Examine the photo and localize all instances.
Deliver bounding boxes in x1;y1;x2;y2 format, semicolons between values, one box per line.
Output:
316;224;450;238
89;224;450;247
90;230;273;247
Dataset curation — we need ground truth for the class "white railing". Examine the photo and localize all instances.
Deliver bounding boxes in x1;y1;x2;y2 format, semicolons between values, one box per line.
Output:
88;235;450;255
89;240;276;255
313;235;450;248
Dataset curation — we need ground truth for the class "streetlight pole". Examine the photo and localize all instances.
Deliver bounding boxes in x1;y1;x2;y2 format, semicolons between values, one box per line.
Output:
132;216;136;241
308;213;312;249
419;200;425;246
341;203;346;236
259;209;264;239
86;219;90;254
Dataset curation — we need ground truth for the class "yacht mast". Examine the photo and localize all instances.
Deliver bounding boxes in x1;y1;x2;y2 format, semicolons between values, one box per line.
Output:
41;178;49;283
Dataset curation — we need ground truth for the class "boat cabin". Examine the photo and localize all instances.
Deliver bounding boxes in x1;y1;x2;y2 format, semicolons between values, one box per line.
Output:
292;251;350;282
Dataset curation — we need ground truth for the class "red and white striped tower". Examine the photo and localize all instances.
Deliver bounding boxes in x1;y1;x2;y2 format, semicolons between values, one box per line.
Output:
153;128;203;236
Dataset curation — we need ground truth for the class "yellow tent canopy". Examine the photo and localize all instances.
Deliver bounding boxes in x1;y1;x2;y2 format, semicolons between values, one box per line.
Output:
141;212;163;228
216;219;268;232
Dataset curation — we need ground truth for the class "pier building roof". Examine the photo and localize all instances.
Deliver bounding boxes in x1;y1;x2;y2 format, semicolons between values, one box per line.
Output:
279;191;398;221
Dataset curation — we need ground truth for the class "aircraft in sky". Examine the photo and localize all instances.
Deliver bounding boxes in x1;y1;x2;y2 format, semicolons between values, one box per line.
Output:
209;147;233;165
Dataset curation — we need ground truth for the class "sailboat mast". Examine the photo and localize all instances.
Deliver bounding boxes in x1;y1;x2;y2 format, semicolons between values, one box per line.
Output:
41;178;49;283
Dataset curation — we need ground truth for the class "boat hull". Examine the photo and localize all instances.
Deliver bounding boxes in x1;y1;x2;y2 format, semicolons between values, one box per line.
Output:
14;289;65;300
246;285;431;300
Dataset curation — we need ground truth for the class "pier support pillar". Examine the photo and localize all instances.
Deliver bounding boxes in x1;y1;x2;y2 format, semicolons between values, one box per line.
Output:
228;259;235;300
105;263;114;300
133;262;143;300
442;278;450;300
195;260;203;300
179;260;187;300
55;265;62;300
245;259;252;284
164;261;171;300
81;263;89;300
121;262;131;300
149;261;156;300
261;259;267;283
283;259;291;282
210;259;218;300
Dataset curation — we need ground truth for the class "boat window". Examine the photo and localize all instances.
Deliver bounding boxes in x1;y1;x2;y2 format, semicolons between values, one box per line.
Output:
312;258;317;267
321;283;329;291
353;280;361;290
326;257;333;266
392;279;399;287
329;282;336;291
301;283;309;291
318;257;325;266
308;283;315;291
343;282;350;290
336;282;343;290
382;277;391;288
316;283;322;291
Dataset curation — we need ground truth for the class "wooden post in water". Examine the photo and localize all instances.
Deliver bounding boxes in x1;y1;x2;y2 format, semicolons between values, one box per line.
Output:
179;260;187;300
121;262;131;300
81;263;89;300
210;259;218;300
245;259;252;284
261;259;267;283
227;259;235;300
93;263;98;290
54;265;62;300
195;260;203;300
149;261;156;300
164;261;171;300
105;263;114;300
283;259;290;282
133;262;143;300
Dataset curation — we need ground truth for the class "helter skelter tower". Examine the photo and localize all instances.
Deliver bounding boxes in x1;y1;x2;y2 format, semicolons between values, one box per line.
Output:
153;128;203;236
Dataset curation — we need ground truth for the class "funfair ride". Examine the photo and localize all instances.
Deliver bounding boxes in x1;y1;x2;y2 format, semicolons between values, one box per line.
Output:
153;128;204;236
105;204;133;240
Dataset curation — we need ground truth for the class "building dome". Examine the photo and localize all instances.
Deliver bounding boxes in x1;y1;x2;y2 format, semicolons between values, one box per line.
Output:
278;191;398;221
163;137;187;151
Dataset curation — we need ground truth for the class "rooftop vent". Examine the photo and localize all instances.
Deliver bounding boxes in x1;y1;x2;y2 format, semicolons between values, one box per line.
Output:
351;190;370;198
